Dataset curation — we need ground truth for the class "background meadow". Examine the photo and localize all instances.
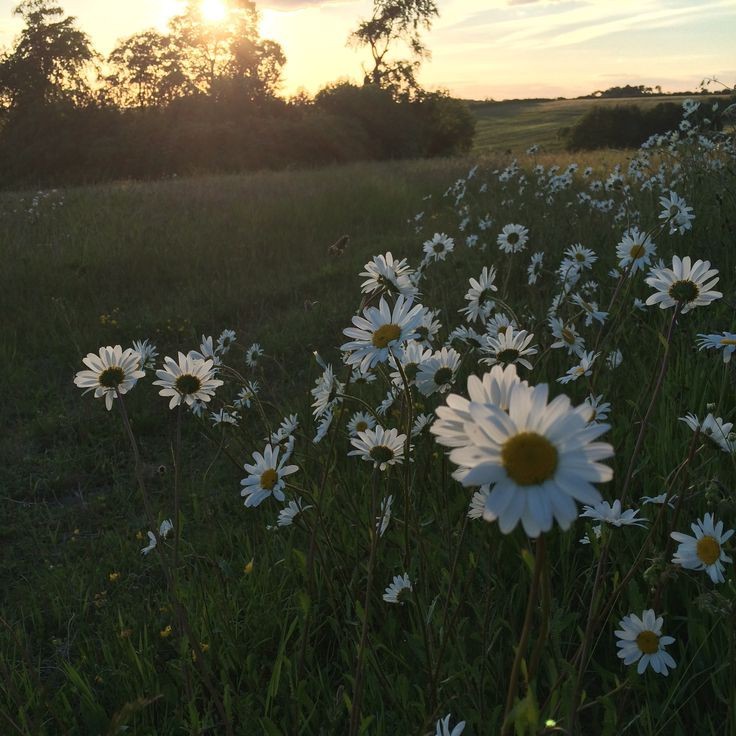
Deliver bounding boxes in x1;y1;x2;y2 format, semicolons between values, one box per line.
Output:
2;111;736;736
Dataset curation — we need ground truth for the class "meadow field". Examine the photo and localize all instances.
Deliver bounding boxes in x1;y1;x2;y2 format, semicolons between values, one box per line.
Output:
2;103;735;736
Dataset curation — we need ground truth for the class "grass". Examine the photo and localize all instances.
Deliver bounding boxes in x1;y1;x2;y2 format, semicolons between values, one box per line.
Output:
469;95;725;153
1;130;735;736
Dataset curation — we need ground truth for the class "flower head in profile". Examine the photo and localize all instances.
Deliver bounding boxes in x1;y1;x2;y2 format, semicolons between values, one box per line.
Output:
153;353;223;410
131;339;158;371
615;610;676;675
382;573;413;604
680;412;734;453
460;266;497;323
349;426;407;471
74;345;145;410
549;318;585;357
671;513;733;583
497;223;529;253
240;443;299;508
527;251;544;285
580;499;647;528
311;364;344;418
276;498;312;528
645;256;721;314
658;191;694;235
341;295;425;373
557;351;598;385
432;379;613;537
696;331;736;363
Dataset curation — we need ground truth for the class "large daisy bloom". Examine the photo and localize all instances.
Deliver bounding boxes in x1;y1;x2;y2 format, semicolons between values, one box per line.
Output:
432;381;613;537
153;352;223;410
416;347;461;396
74;345;145;410
480;327;538;370
671;513;734;583
341;295;425;373
240;443;299;508
645;256;721;314
349;426;406;471
615;610;676;675
497;223;529;253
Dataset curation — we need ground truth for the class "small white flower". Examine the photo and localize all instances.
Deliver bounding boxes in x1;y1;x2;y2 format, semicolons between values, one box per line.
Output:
468;486;490;519
481;327;538;370
383;573;413;604
74;345;145;411
349;426;406;471
616;227;655;274
680;412;734;453
240;444;299;508
277;498;311;528
658;191;694;235
131;339;158;371
497;223;529;253
416;347;461;396
159;519;174;538
641;492;676;508
671;513;734;583
140;531;157;556
606;350;623;370
558;351;598;384
348;411;377;437
423;233;455;262
216;329;237;355
153;353;223;410
580;499;647;528
245;343;264;367
615;609;676;675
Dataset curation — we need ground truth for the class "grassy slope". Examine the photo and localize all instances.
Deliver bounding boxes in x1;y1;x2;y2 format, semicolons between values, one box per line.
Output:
469;95;717;153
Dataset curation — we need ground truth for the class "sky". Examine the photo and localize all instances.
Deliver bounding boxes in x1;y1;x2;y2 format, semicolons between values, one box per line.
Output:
0;0;734;100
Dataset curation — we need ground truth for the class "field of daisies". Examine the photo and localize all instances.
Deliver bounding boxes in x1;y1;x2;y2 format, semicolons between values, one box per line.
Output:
2;97;736;735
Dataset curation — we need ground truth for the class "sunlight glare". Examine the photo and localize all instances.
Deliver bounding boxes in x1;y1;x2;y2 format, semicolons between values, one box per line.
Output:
200;0;228;23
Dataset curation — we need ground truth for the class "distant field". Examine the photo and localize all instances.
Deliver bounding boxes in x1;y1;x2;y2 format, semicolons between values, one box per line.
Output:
469;94;720;153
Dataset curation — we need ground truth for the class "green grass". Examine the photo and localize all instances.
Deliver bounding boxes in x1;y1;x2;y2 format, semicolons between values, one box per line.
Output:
1;138;735;736
469;95;723;153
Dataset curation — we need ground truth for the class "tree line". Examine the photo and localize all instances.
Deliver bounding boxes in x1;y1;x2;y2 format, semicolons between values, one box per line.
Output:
0;0;475;187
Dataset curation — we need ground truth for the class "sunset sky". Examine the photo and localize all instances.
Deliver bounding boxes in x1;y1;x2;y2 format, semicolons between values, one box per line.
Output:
0;0;733;100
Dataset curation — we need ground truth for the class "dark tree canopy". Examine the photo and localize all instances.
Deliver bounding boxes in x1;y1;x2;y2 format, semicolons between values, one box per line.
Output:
351;0;439;98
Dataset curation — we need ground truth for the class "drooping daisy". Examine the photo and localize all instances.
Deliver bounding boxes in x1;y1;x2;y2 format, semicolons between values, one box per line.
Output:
558;351;598;384
658;191;695;235
549;317;585;356
131;339;158;371
527;251;544;285
416;347;461;396
210;409;239;426
153;353;223;410
641;492;676;508
435;714;465;736
382;573;413;604
680;412;734;453
240;443;299;508
580;500;647;528
234;380;259;409
189;335;219;365
74;345;145;410
311;364;344;418
377;388;399;417
359;252;418;298
497;223;529;253
571;293;608;326
645;256;721;314
671;513;734;583
616;227;656;274
460;266;498;323
696;331;736;363
347;411;377;437
432;381;613;537
565;243;597;270
140;531;157;556
245;342;264;367
216;329;237;355
349;426;406;471
270;414;299;445
376;494;393;536
615;610;677;675
422;233;455;262
448;325;484;350
480;327;538;370
341;295;425;373
312;411;333;444
276;498;312;528
159;518;174;538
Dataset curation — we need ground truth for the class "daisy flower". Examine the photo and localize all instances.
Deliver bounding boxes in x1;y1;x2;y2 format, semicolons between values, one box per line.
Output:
234;380;259;409
671;513;734;583
411;413;434;437
153;353;223;410
347;411;377;437
376;494;393;536
311;365;344;418
140;531;157;556
485;313;516;339
615;610;676;675
645;256;721;314
312;411;333;444
216;329;236;355
341;295;425;373
416;347;461;396
696;331;736;363
460;266;497;323
240;443;299;508
571;294;608;326
658;191;695;235
606;350;623;370
580;500;647;528
497;223;529;253
210;409;239;426
414;309;442;348
480;327;538;370
389;341;432;387
360;252;418;298
131;339;158;371
468;486;491;519
277;498;312;528
616;227;655;274
271;414;299;445
582;394;611;423
527;252;544;285
679;413;734;453
382;573;413;604
74;345;145;410
565;243;597;270
349;426;406;471
432;381;613;537
159;519;174;538
448;325;484;350
558;351;598;384
641;492;676;507
245;343;264;367
189;335;218;364
423;233;455;262
435;714;465;736
549;317;585;357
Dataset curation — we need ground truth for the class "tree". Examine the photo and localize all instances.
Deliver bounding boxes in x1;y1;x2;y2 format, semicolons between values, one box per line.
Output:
168;0;285;102
105;31;191;108
0;0;96;110
350;0;438;98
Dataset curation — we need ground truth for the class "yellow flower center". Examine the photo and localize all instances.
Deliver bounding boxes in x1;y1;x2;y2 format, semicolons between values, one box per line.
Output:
629;244;645;259
496;348;520;364
434;367;453;386
501;432;558;486
720;338;736;346
636;630;659;654
175;374;202;396
668;279;699;303
356;421;368;432
372;323;402;349
260;468;278;490
99;366;125;388
696;535;721;565
370;445;394;464
575;252;585;262
561;328;576;344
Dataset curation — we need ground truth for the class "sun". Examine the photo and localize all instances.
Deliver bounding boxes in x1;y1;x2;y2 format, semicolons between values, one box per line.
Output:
200;0;228;23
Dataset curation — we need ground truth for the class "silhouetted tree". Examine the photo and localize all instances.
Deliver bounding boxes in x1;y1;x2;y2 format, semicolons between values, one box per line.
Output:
0;0;96;110
350;0;438;98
